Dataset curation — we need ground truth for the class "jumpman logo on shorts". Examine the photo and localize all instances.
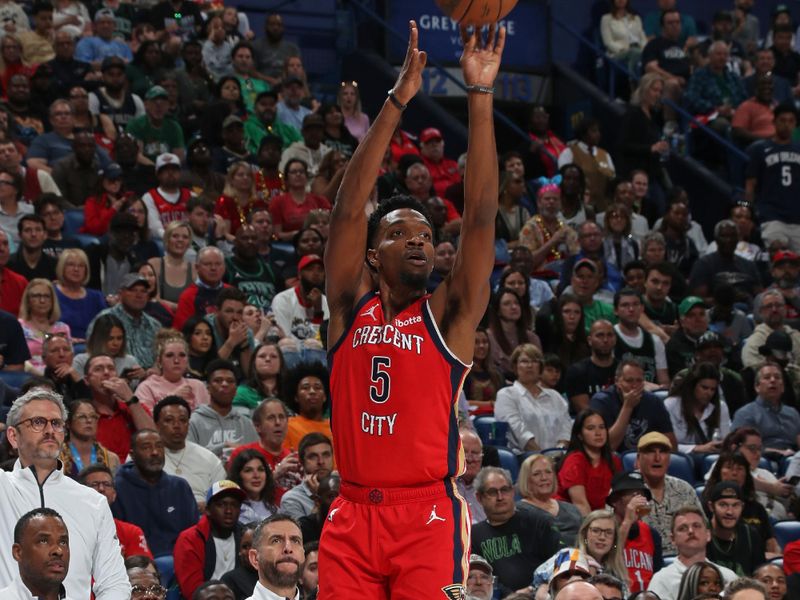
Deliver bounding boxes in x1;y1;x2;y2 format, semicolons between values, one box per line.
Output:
426;505;446;525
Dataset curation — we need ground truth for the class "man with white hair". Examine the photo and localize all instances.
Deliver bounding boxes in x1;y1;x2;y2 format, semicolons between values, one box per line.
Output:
457;428;486;523
0;388;130;598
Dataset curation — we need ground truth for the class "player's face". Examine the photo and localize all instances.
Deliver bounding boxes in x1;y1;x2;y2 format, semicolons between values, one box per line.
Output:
302;442;332;477
13;515;69;587
370;209;434;290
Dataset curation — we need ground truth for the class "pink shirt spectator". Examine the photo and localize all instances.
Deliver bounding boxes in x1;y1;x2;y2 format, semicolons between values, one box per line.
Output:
19;320;71;373
135;375;211;414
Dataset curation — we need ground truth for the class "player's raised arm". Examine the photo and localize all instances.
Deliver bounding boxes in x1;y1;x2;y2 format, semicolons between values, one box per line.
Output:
325;22;426;335
431;24;506;361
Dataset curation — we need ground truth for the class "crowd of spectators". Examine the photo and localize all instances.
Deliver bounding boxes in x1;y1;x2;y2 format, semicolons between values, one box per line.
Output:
0;1;797;600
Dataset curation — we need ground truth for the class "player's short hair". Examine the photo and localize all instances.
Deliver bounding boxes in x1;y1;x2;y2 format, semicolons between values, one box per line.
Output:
365;195;433;256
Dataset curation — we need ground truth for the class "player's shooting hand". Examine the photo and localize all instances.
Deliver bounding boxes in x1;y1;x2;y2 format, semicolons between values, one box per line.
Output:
459;23;506;88
393;20;427;105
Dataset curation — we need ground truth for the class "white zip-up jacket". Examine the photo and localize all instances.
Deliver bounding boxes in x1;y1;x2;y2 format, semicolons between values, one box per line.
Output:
0;460;131;600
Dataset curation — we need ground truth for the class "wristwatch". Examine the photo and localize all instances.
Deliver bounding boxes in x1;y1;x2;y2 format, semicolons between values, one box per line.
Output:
126;395;139;406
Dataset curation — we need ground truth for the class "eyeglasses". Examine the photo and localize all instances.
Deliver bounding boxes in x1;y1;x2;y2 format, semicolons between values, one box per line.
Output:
14;416;66;433
86;480;114;490
482;485;513;499
587;527;615;538
131;584;167;599
73;414;99;423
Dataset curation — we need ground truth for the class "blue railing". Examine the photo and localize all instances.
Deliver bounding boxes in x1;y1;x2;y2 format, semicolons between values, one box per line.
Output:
346;0;530;144
551;14;749;181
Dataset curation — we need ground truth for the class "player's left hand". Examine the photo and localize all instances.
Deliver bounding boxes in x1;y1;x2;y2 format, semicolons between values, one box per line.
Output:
459;23;506;88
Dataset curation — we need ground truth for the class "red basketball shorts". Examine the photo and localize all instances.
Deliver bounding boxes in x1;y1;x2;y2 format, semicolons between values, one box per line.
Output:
317;478;470;600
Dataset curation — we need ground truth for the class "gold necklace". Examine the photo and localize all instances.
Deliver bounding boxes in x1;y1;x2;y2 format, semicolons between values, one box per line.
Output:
167;447;188;474
533;214;565;261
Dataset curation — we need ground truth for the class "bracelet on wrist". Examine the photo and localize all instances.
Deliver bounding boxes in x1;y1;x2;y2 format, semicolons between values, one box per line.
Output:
387;89;408;111
466;84;495;94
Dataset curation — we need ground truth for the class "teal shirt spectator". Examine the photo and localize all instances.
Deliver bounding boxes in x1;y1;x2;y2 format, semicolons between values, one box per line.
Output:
684;66;748;115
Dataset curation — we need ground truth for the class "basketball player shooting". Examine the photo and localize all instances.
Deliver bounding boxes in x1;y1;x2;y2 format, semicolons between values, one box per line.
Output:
319;20;505;599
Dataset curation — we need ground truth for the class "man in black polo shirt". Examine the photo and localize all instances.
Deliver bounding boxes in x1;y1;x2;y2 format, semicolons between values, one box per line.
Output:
565;319;617;415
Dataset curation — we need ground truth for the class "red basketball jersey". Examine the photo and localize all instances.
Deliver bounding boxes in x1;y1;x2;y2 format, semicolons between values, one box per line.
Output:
329;292;470;488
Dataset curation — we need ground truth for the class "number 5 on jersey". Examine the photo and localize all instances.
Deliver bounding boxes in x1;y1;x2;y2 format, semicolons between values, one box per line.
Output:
370;356;391;404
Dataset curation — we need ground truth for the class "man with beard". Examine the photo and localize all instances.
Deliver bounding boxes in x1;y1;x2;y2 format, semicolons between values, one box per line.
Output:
154;396;226;509
252;14;301;85
705;481;766;576
182;139;226;199
4;74;44;146
245;92;301;155
224;225;278;311
279;432;333;519
111;429;199;558
248;208;293;278
174;480;246;600
253;136;287;205
270;254;328;353
0;389;130;598
565;319;617;415
89;56;145;133
1;508;70;600
51;131;103;207
246;514;304;600
141;153;192;239
213;116;256;174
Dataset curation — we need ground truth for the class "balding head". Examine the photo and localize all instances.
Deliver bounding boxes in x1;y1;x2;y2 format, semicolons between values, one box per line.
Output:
555;581;603;600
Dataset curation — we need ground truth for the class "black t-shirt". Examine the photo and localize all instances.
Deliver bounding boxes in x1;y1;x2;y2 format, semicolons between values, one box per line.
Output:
706;522;765;576
771;47;800;86
688;253;762;302
0;309;31;367
472;510;561;592
565;358;617;415
589;386;674;452
642;36;692;80
746;139;800;225
644;298;678;327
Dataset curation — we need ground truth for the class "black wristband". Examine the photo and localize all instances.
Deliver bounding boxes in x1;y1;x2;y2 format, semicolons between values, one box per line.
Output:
126;395;139;406
387;89;407;111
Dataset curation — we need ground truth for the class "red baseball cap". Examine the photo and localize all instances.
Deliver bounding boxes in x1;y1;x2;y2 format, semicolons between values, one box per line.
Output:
773;250;800;264
420;127;443;143
298;254;323;271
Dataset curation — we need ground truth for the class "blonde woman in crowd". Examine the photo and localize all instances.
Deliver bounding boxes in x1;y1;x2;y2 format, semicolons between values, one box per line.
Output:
18;278;71;374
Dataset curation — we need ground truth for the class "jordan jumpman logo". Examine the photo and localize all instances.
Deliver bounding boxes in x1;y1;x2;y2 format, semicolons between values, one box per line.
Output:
360;303;380;321
426;505;446;525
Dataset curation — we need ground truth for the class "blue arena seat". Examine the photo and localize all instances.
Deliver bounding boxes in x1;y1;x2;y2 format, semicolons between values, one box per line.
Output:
63;209;84;236
774;521;800;549
495;447;520;483
622;451;696;485
0;370;30;390
473;417;509;448
695;485;705;501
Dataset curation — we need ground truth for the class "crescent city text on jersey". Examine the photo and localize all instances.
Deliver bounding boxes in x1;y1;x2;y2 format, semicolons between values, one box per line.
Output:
351;316;425;354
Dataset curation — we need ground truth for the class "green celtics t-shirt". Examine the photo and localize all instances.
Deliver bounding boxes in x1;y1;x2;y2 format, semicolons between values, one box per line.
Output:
125;115;185;164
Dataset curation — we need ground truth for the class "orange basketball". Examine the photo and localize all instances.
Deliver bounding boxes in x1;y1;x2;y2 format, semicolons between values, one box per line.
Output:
435;0;518;26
